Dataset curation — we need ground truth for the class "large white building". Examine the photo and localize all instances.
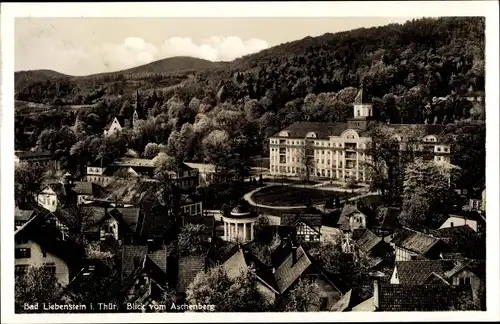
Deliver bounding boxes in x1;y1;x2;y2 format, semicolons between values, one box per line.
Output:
269;88;451;184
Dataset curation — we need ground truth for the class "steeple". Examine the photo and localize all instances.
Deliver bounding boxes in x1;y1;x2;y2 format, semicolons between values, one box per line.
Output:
353;84;373;119
132;88;139;127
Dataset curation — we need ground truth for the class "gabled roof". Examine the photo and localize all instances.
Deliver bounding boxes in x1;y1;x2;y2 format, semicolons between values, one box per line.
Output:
138;206;174;239
121;245;148;282
443;259;486;279
74;181;101;196
376;283;474;311
331;288;370;312
391;228;441;255
355;229;383;254
274;246;313;293
395;260;456;285
429;226;485;259
15;207;35;222
15;213;85;271
424;272;451;285
446;211;485;225
177;255;206;293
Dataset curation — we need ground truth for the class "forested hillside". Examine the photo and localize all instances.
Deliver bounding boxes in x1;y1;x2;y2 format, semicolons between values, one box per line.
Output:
14;17;485;192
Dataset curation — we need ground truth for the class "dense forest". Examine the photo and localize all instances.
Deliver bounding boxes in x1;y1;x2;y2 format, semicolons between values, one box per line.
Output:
14;17;486;192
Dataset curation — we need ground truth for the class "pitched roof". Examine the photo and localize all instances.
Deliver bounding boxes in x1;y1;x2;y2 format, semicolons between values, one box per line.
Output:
145;244;168;273
377;283;474;311
355;229;383;254
15;207;35;222
138;206;174;239
391;228;441;255
330;289;354;312
114;207;141;232
274;246;313;293
121;245;148;281
395;260;456;285
74;181;100;196
446;211;485;225
351;296;377;312
429;226;485;259
443;259;486;279
177;255;206;293
272;122;351;139
15;213;85;271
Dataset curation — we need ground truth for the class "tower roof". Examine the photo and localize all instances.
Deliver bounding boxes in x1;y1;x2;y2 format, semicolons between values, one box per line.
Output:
354;87;371;105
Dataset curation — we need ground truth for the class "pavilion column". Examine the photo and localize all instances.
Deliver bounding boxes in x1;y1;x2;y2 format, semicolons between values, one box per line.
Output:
235;223;239;242
243;223;247;242
250;223;254;241
224;222;227;240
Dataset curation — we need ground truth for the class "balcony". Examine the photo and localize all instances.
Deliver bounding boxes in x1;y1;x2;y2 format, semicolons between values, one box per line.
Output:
345;152;357;160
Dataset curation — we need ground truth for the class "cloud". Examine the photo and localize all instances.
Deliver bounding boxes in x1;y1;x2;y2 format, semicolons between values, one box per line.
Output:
160;36;269;62
16;36;269;75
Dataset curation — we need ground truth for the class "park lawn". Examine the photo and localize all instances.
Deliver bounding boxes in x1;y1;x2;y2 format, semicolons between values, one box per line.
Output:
252;185;356;207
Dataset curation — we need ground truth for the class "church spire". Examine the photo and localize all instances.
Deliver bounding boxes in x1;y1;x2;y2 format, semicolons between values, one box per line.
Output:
132;88;139;127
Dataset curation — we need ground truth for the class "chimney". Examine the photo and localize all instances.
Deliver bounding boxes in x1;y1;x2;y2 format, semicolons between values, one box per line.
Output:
373;280;379;309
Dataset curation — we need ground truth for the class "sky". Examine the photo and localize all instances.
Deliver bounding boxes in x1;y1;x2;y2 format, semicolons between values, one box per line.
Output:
15;17;414;76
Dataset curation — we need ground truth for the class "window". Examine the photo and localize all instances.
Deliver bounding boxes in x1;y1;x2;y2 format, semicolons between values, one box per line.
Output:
450;222;454;227
52;200;55;206
15;248;31;259
357;110;360;116
410;255;418;260
465;277;471;285
42;250;47;258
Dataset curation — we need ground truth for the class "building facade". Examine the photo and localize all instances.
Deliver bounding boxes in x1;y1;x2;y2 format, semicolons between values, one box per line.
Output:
269;88;451;184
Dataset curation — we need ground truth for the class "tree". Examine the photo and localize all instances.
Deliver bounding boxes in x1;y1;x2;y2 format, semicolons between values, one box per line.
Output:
281;278;321;312
308;240;369;291
298;140;315;183
120;100;132;116
143;142;160;159
15;267;64;313
177;223;208;256
15;162;48;204
400;160;459;230
186;265;271;312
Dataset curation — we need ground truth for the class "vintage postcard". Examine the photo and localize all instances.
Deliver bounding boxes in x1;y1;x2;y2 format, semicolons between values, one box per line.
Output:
1;1;499;323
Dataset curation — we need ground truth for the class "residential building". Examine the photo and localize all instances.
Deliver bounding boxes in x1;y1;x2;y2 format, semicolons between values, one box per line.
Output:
80;205;142;244
337;203;376;253
14;214;84;286
439;211;485;235
391;228;454;261
268;88;451;184
279;209;323;243
15;150;59;170
74;181;104;205
35;176;77;212
390;259;485;310
429;225;486;259
85;157;199;191
220;241;344;310
366;280;475;311
354;228;393;270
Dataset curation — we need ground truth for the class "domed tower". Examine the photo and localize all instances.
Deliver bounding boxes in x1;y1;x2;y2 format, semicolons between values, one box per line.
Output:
222;201;258;243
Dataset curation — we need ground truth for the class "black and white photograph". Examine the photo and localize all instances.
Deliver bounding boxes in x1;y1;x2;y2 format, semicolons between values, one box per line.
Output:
1;2;499;322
